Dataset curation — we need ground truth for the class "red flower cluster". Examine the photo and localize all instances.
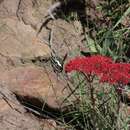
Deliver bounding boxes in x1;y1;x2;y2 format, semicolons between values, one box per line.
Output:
65;55;130;85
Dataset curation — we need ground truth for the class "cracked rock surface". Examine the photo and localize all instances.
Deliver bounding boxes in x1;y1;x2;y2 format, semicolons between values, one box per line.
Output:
0;0;85;129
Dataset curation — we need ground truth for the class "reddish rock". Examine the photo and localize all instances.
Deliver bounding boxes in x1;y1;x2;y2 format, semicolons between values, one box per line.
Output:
0;66;69;108
0;98;62;130
0;18;51;61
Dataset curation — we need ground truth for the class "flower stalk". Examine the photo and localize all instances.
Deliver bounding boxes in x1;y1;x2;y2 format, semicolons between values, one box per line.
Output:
65;55;130;108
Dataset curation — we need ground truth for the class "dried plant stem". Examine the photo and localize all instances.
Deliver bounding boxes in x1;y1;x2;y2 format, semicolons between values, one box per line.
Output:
47;2;61;19
82;73;95;107
89;82;95;108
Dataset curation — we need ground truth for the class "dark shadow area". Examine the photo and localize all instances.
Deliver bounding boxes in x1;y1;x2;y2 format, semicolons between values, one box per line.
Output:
38;0;87;36
13;77;122;130
15;94;62;120
15;94;95;130
120;93;130;106
57;0;87;25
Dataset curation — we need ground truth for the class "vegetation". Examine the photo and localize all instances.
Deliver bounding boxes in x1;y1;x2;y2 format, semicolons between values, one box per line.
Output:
58;0;130;130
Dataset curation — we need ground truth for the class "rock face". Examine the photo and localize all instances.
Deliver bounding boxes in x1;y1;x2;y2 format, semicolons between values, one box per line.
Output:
0;65;69;108
0;0;19;18
0;18;51;61
0;98;63;130
0;99;41;130
0;0;85;129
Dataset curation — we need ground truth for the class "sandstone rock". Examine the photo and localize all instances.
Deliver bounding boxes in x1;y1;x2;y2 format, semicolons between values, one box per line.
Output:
0;65;70;129
39;19;86;59
0;98;59;130
41;119;57;130
0;1;81;129
0;98;40;130
16;0;42;29
0;66;70;108
41;119;67;130
0;54;15;72
0;92;67;130
0;18;51;66
0;98;9;112
0;0;86;64
0;0;19;18
14;0;86;59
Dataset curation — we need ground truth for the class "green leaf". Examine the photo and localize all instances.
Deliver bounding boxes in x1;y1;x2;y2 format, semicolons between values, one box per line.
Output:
97;92;105;97
85;34;102;53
